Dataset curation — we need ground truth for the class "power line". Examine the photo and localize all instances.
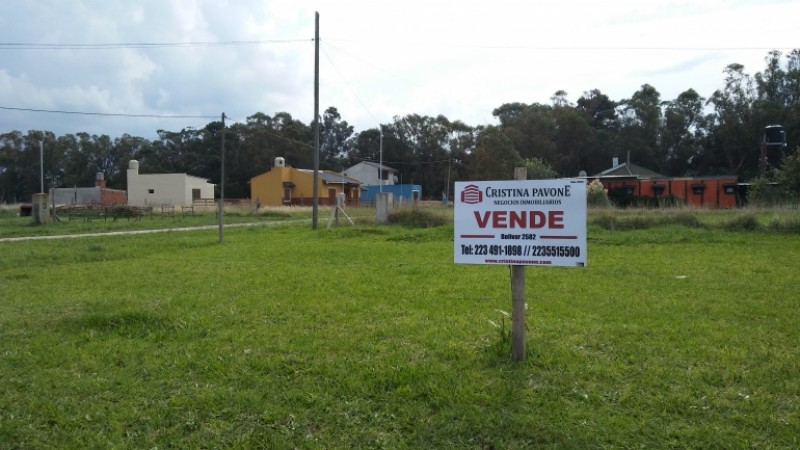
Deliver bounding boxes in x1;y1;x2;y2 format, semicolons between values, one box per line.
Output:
0;39;311;50
320;45;381;125
0;105;218;119
2;105;314;148
323;39;798;52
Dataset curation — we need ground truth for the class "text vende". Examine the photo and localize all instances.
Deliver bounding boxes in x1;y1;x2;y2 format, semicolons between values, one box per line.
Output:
474;210;564;229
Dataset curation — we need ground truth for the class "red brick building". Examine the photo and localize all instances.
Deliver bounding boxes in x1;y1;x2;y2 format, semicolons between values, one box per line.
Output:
592;158;739;208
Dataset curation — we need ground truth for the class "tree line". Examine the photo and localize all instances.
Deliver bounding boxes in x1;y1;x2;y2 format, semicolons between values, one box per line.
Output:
1;49;798;204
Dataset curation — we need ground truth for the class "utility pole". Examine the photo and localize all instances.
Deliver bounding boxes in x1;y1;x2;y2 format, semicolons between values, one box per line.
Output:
379;126;383;193
446;158;451;205
312;11;320;229
39;140;44;193
218;112;226;243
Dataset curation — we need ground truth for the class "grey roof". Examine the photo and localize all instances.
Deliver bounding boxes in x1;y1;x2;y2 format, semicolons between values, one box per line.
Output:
594;162;667;179
297;169;361;185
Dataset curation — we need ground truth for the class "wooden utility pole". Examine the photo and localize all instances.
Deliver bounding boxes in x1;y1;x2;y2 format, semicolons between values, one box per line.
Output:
39;140;44;193
511;166;527;361
218;112;226;243
312;12;320;229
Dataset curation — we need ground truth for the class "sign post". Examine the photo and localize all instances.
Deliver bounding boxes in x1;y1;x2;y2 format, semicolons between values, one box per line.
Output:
454;176;587;361
511;168;527;361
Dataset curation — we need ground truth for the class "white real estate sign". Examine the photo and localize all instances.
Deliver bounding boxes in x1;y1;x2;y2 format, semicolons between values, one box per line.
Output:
454;179;587;267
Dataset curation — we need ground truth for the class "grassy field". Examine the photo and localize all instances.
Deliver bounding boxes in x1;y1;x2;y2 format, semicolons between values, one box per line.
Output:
1;207;799;448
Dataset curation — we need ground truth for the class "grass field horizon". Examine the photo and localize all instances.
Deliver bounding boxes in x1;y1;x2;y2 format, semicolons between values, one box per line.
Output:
1;206;799;448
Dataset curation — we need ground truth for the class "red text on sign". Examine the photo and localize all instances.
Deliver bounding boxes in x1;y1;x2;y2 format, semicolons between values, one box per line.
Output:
474;210;564;229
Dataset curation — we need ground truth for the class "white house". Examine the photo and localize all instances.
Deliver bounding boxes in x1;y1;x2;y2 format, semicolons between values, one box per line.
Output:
343;161;398;187
126;160;215;207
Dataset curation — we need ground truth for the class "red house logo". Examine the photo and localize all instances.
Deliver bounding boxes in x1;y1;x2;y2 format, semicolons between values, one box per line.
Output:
461;184;482;204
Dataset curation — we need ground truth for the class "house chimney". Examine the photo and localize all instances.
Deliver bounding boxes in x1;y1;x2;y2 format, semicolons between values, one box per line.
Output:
612;155;619;167
96;173;106;188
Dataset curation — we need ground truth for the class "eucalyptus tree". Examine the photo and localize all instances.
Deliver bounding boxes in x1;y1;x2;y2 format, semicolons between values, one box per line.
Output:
113;134;154;188
319;106;354;171
754;50;800;152
61;133;98;188
552;103;595;177
576;89;619;172
493;102;557;171
0;131;27;202
392;114;454;198
618;84;663;172
236;112;282;175
441;119;476;198
346;127;382;165
466;125;523;181
269;112;313;169
661;89;707;176
704;63;760;176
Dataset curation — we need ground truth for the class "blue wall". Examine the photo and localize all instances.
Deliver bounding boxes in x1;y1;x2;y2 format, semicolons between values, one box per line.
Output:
361;184;422;203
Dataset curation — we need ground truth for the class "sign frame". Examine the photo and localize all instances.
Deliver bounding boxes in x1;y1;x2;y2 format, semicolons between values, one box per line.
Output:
454;178;587;267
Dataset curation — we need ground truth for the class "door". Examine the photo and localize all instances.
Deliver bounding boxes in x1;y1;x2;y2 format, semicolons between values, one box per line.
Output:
328;188;337;206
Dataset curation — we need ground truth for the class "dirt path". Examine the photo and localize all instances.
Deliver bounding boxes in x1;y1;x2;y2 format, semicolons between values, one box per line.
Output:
0;220;309;243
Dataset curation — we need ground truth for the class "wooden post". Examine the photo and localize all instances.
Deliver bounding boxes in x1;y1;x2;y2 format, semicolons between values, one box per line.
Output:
312;12;320;229
512;167;527;361
218;112;226;243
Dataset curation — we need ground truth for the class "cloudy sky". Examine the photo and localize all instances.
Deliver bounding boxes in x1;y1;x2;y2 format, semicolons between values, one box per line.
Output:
1;0;798;140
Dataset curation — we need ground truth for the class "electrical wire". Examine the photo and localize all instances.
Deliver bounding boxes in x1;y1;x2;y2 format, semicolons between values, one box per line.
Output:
0;105;218;119
0;39;311;50
320;45;381;126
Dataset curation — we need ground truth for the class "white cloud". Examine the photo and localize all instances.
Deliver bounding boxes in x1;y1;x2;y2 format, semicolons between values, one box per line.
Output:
0;0;797;138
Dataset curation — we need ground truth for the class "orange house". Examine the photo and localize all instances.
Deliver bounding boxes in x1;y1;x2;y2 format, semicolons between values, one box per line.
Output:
594;159;739;208
250;157;361;207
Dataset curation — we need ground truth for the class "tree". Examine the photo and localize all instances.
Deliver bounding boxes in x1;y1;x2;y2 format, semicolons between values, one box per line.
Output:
0;131;25;203
661;89;707;176
576;89;620;173
775;147;800;201
551;90;570;107
619;84;663;172
113;134;154;189
576;89;618;129
524;157;558;179
493;102;557;170
319;107;354;171
467;126;523;180
552;105;595;177
271;112;313;169
704;63;760;176
392;114;453;198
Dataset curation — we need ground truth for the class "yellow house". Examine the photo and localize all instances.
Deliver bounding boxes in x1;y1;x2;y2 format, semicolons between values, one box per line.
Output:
250;157;362;207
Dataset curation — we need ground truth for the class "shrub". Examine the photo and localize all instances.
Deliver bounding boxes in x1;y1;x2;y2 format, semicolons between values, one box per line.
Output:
748;177;785;206
766;214;800;233
586;179;611;208
590;210;702;230
388;207;449;227
722;213;761;231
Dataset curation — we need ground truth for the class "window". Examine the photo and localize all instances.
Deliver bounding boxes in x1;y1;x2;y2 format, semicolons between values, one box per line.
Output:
148;189;155;194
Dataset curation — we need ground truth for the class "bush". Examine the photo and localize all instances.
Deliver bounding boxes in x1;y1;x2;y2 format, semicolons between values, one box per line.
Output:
388;207;449;227
722;213;761;231
748;177;785;206
776;148;800;200
586;179;611;208
766;214;800;233
590;211;702;230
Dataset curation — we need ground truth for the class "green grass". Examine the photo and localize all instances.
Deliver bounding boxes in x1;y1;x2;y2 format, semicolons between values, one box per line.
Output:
0;205;302;239
1;209;799;448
